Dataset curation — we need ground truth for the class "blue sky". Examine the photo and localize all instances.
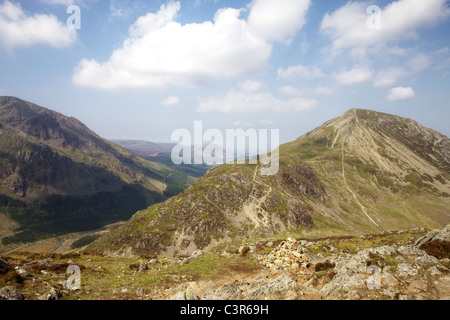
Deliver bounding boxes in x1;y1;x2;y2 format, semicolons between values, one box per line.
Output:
0;0;449;144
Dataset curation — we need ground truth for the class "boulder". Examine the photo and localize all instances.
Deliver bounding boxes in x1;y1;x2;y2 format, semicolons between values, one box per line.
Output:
202;284;243;300
0;259;10;274
414;225;450;247
138;262;148;272
169;290;200;301
0;286;25;300
397;263;418;277
397;246;426;257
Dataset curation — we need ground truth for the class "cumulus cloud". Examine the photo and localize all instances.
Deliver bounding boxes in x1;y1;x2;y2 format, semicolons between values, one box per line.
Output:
248;0;311;43
277;64;324;80
386;86;415;101
321;0;450;57
334;67;372;85
73;1;311;90
238;80;263;93
161;96;180;106
373;68;407;87
0;0;77;49
197;90;317;113
373;53;432;87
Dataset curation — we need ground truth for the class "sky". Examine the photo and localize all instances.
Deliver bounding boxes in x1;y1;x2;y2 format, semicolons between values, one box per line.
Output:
0;0;449;144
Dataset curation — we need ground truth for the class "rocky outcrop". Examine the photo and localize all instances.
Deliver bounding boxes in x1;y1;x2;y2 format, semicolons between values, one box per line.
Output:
0;259;10;274
260;238;324;272
0;286;24;300
202;275;299;300
415;225;450;247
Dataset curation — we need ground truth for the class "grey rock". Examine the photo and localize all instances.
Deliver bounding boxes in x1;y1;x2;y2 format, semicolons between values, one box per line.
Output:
397;246;426;257
46;286;62;300
321;248;386;299
408;280;428;293
202;284;243;300
0;259;10;273
303;250;325;265
414;225;450;247
244;275;299;300
169;290;200;301
397;263;418;277
0;286;25;300
434;276;450;298
369;245;396;256
136;287;147;297
191;250;204;259
138;262;148;272
148;259;158;265
414;254;439;267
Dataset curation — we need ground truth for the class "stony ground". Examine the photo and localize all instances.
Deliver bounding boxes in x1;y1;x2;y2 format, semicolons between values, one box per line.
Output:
0;226;449;300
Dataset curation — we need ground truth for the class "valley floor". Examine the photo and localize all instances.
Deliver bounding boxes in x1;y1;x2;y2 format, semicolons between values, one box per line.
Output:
0;227;449;300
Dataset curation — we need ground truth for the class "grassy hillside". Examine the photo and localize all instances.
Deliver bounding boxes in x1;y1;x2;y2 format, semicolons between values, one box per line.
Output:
88;109;450;257
0;97;204;251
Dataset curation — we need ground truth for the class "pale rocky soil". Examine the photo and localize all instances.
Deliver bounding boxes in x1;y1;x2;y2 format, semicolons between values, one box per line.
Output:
1;225;449;300
168;225;450;301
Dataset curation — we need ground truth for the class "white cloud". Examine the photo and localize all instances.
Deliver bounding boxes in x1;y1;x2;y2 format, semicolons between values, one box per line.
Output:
407;53;432;74
373;68;407;87
334;67;372;85
279;85;304;96
373;53;432;87
280;85;333;97
161;96;180;106
315;86;333;96
386;86;415;101
277;64;324;80
197;90;317;114
321;0;450;57
109;0;137;20
73;1;311;90
238;80;263;93
0;1;77;49
248;0;311;43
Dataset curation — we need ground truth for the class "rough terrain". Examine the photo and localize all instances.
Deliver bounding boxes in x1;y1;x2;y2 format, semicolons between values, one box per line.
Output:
1;225;448;300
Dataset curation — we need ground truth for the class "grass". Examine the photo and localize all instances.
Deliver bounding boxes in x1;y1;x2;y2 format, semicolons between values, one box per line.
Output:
0;251;262;300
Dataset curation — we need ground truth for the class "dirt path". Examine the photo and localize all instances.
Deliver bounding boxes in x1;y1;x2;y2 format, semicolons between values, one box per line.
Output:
341;144;380;228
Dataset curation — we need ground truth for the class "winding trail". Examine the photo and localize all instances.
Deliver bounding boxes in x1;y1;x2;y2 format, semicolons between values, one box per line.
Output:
243;165;274;228
341;144;380;228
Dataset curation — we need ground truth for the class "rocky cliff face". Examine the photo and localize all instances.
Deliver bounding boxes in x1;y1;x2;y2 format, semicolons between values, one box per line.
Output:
89;109;450;257
0;97;199;248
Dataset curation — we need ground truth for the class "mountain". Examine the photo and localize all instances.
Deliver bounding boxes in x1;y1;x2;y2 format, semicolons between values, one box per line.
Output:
88;109;450;257
111;140;176;157
0;97;201;249
112;140;210;183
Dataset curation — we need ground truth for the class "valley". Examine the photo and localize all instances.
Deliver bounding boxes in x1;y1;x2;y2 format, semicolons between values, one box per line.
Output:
1;99;449;301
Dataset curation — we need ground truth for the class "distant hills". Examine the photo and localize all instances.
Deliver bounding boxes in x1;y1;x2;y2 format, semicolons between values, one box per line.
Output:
112;140;210;183
89;109;450;257
0;97;205;250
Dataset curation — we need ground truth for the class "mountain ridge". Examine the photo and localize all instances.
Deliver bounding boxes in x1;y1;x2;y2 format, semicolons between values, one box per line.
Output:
88;108;450;257
0;97;202;251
